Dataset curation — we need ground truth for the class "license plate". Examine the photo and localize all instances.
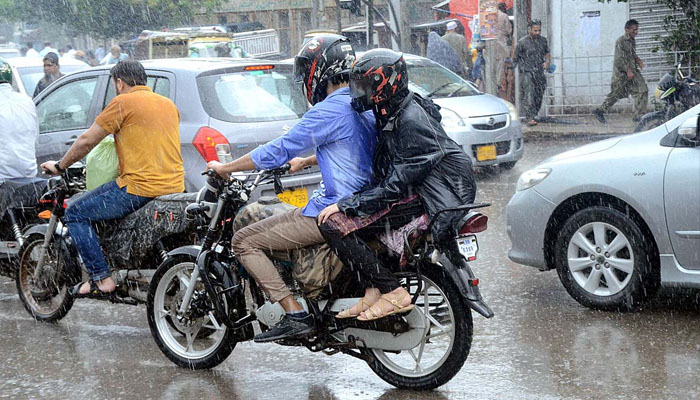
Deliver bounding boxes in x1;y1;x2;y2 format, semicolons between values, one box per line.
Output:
476;144;497;161
277;187;309;208
456;235;479;261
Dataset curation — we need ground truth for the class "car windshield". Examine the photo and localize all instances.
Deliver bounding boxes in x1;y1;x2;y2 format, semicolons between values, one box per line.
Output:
406;60;480;98
197;69;308;123
18;65;87;96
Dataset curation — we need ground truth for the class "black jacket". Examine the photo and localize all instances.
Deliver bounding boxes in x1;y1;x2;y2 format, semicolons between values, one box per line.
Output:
337;92;476;242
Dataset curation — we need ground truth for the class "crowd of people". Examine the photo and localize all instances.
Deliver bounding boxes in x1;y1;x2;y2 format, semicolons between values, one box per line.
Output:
19;40;129;67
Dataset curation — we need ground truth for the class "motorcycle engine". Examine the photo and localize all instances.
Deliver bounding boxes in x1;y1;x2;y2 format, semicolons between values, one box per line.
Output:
255;298;309;327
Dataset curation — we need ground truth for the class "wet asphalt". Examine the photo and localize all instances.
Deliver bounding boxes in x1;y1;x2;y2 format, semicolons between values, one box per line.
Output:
1;137;699;400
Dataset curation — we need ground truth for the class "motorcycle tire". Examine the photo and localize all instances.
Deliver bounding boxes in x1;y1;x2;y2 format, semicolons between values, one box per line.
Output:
15;233;75;322
361;266;473;390
634;112;665;132
147;254;238;369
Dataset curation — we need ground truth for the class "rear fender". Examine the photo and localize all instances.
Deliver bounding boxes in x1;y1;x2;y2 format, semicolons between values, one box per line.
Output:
424;251;494;318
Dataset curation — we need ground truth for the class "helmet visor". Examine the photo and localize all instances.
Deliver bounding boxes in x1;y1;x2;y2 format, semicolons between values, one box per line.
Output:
293;55;311;83
349;75;372;100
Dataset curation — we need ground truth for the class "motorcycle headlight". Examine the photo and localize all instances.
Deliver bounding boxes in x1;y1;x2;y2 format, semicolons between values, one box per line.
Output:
440;108;466;127
504;101;519;122
516;168;551;191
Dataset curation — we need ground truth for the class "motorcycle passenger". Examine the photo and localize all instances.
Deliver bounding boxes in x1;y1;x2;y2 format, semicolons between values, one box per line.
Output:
41;60;185;299
0;58;46;217
317;49;477;322
206;35;377;342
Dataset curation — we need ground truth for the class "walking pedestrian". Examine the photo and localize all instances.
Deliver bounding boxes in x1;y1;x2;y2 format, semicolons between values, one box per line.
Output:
593;19;648;124
513;20;550;126
426;31;462;76
38;41;58;58
33;52;64;98
442;21;473;79
25;42;40;58
484;3;512;95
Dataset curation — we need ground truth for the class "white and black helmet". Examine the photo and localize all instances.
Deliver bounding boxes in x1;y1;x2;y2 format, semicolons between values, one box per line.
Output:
293;34;356;105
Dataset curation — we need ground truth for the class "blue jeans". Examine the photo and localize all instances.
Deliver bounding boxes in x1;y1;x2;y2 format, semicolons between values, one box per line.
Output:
64;181;152;281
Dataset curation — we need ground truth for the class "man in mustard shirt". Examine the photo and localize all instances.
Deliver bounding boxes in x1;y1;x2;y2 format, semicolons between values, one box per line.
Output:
41;60;184;299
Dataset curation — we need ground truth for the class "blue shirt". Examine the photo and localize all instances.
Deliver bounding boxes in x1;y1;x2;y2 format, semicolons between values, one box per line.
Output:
250;87;377;217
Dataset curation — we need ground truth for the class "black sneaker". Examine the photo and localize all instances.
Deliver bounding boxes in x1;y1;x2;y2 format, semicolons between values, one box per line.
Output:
593;108;606;124
254;313;315;343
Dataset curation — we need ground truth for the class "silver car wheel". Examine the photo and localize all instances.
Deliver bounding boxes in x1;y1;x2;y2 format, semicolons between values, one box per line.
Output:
567;222;634;297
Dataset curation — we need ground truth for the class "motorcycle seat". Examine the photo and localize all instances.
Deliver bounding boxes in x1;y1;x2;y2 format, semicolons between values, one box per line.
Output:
153;192;198;203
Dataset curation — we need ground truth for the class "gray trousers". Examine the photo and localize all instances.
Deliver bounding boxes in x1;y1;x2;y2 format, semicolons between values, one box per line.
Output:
520;70;547;121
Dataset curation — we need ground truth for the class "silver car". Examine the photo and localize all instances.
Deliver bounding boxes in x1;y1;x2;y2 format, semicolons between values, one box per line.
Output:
33;58;319;205
404;54;524;169
506;105;700;310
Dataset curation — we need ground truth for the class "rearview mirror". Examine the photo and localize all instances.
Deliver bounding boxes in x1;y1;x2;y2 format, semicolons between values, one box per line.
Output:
678;115;700;145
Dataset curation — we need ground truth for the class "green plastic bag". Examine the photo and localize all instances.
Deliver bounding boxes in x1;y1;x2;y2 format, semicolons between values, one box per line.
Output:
86;136;119;191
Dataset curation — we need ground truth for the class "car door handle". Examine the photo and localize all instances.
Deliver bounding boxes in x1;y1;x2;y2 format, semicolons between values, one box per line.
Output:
64;135;78;146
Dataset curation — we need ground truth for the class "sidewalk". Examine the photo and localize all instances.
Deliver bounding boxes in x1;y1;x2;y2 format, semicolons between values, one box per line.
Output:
522;113;638;141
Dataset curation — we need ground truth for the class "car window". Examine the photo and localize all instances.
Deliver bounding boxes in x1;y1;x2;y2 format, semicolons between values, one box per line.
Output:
37;77;98;133
103;76;171;109
407;61;479;98
19;65;88;97
197;69;308;123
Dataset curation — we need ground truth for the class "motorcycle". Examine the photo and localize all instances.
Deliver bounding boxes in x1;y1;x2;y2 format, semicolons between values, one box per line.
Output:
147;164;493;390
0;178;48;277
635;63;700;132
15;166;200;322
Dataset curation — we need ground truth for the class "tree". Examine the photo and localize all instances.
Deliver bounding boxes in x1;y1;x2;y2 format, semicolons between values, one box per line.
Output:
0;0;222;40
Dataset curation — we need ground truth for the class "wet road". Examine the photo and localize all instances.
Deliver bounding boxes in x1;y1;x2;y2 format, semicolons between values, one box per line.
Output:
1;137;699;400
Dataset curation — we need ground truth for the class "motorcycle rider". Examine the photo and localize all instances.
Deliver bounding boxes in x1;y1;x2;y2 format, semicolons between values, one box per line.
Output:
0;58;46;233
206;35;377;342
41;60;185;299
317;49;477;321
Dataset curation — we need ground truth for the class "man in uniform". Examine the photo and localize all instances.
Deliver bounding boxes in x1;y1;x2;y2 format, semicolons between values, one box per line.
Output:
593;19;648;123
513;20;550;126
442;21;472;79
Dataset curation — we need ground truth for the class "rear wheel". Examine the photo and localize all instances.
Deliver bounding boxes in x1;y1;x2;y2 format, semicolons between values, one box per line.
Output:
634;112;665;132
147;256;237;369
15;233;74;322
363;267;473;390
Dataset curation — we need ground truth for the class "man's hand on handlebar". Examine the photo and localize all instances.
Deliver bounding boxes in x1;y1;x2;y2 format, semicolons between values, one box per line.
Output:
206;161;229;179
40;161;61;176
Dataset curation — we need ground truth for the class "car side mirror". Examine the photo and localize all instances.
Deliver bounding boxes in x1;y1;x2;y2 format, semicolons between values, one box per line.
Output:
678;115;700;145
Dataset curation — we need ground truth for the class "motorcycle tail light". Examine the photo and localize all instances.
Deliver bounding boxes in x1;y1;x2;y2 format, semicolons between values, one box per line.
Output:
193;127;229;162
458;214;488;235
38;210;52;219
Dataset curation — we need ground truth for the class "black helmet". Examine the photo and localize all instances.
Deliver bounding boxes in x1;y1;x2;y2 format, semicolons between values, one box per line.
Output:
294;34;355;105
0;57;11;85
349;48;409;115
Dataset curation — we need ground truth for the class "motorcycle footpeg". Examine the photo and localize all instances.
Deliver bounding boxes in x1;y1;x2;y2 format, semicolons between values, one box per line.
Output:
108;296;138;306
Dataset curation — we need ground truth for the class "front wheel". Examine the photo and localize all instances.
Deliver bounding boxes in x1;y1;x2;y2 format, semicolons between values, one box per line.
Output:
362;267;473;390
15;233;75;322
555;206;659;311
147;255;237;369
634;111;665;132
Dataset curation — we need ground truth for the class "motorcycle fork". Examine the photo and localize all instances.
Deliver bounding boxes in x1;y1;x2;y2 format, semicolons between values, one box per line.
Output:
33;212;60;283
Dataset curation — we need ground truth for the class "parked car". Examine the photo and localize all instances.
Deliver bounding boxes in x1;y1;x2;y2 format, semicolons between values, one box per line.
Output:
32;58;319;205
7;56;90;96
403;54;523;169
0;47;21;59
506;105;700;310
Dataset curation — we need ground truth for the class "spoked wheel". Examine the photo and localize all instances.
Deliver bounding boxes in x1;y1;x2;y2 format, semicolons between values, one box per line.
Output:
147;256;237;369
363;267;473;390
15;233;74;322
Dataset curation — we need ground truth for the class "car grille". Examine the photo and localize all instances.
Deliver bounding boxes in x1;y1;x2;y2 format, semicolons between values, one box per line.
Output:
472;121;507;130
471;141;511;158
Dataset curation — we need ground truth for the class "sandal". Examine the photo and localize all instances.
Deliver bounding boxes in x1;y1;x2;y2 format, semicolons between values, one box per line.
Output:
336;299;372;319
357;291;415;322
70;280;115;300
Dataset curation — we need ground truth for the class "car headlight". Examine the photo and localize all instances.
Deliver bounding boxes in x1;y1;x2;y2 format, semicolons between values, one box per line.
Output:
440;108;466;127
516;168;551;191
504;100;519;122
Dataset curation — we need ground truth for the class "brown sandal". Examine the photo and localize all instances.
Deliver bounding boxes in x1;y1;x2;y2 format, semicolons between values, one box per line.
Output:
357;292;415;322
336;299;372;319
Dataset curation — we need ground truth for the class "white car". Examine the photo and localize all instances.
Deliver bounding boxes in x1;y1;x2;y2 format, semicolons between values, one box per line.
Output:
404;54;524;169
7;56;90;96
506;106;700;311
